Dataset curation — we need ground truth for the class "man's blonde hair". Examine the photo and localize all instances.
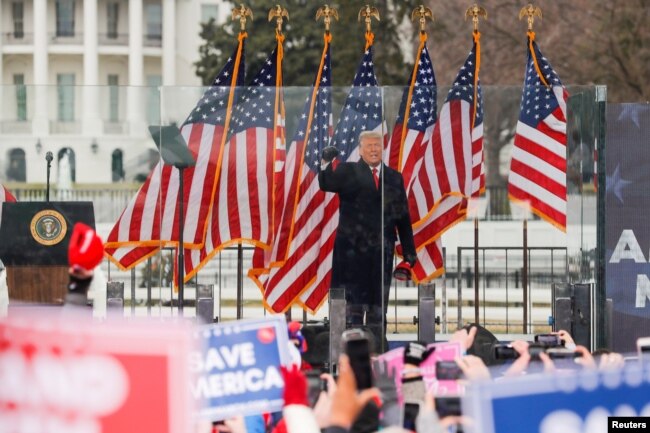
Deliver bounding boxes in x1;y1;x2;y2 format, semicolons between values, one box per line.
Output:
359;130;382;143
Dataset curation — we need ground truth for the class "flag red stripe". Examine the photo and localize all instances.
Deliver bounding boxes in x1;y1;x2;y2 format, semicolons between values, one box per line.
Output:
508;183;566;227
509;159;566;199
513;134;566;172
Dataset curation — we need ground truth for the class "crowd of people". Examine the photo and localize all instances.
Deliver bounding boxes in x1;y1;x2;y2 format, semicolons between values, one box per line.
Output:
200;323;631;433
55;222;636;433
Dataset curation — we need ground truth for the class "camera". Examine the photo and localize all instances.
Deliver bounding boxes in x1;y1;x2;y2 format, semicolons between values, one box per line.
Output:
534;333;563;348
493;343;519;360
546;348;582;359
341;329;373;389
436;361;463;380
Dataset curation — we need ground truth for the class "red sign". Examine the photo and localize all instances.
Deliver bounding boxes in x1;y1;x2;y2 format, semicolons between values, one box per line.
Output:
0;310;194;433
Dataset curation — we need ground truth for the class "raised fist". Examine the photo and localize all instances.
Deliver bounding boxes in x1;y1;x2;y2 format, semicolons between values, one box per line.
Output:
321;146;340;163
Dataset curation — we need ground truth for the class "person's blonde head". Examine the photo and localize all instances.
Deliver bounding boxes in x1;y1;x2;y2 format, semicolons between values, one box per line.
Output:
358;130;383;167
359;130;382;143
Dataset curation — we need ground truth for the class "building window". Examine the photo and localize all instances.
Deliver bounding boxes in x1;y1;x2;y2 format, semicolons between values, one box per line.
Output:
145;4;162;41
13;74;27;122
107;2;119;39
112;149;124;182
108;74;119;122
56;0;75;37
201;4;220;24
57;148;76;185
6;149;26;182
57;74;75;122
146;75;162;126
12;2;24;39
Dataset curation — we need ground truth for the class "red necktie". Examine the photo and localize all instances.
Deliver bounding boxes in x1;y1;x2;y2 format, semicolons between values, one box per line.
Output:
372;168;379;189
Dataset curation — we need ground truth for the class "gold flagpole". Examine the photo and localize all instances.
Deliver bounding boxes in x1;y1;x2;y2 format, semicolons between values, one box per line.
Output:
465;4;486;326
358;5;380;50
518;4;542;334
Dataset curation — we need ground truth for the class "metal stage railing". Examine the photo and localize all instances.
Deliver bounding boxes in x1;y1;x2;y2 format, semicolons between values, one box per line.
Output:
103;245;569;337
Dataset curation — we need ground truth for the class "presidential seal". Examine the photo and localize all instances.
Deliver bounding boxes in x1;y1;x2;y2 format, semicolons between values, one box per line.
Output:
31;210;67;246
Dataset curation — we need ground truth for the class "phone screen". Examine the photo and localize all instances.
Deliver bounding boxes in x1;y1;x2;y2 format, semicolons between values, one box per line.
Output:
345;338;372;390
305;371;322;407
403;402;420;430
436;361;462;380
535;334;561;347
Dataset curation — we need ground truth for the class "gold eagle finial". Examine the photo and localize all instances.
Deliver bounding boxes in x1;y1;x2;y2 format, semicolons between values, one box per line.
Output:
519;4;542;32
411;5;434;33
316;5;339;33
358;5;380;33
268;5;290;34
231;4;253;33
465;4;487;32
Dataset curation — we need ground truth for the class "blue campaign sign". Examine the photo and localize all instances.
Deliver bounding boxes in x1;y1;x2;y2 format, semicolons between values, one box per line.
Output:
605;104;650;352
190;316;290;421
465;363;650;433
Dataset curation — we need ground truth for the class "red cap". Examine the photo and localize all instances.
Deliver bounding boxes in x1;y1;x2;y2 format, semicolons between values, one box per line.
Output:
68;223;104;271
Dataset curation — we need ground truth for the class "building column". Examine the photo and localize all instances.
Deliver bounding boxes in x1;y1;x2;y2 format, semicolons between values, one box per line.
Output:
33;0;49;135
83;0;101;135
127;0;145;134
162;0;176;86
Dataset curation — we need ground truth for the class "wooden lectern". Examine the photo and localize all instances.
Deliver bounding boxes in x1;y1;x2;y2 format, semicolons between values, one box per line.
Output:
0;202;95;304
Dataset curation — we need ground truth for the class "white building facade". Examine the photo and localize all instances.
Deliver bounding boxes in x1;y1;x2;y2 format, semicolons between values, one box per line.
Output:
0;0;230;186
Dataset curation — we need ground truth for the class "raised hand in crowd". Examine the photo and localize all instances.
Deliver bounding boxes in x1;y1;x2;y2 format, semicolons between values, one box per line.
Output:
455;354;491;382
278;365;321;433
554;329;576;349
326;355;379;432
372;359;401;427
502;340;531;377
596;351;625;370
537;352;556;374
574;345;597;370
450;325;478;352
312;373;337;429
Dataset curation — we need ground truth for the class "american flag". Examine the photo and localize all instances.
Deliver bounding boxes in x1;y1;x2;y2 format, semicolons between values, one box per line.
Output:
408;37;484;252
251;37;333;313
298;41;384;312
104;38;246;269
386;44;436;186
184;43;285;280
386;41;444;283
508;35;568;231
0;184;17;229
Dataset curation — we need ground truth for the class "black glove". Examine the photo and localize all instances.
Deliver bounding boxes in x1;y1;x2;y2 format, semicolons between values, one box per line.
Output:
321;146;339;163
68;274;93;294
403;341;435;367
405;254;417;268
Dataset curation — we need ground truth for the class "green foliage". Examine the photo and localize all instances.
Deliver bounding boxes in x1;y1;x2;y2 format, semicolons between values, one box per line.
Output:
139;252;173;288
195;0;421;87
